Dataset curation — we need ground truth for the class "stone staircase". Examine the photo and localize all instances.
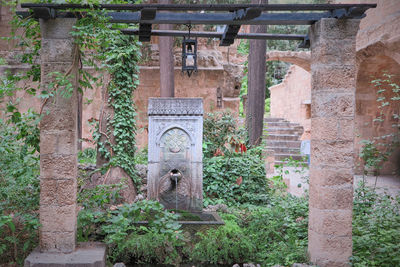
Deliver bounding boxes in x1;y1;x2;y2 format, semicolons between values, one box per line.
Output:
262;117;305;168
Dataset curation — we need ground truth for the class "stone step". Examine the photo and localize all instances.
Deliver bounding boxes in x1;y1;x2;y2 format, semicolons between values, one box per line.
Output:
265;146;301;154
263;134;300;141
265;140;302;148
263;117;285;122
264;121;302;128
274;153;304;161
274;160;309;166
263;127;303;135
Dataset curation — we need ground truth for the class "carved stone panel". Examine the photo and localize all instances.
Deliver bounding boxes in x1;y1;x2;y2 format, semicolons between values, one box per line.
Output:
147;98;203;211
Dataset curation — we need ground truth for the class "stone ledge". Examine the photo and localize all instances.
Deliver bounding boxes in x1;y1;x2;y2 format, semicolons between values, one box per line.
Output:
24;242;106;267
148;97;203;116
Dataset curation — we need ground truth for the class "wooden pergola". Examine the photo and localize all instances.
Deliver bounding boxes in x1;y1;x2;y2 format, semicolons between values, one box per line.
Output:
18;3;375;48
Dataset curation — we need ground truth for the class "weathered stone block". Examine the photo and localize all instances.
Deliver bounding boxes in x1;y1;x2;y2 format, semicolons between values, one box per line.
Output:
311;65;356;91
311;93;354;118
309;18;360;43
40;18;77;40
311;117;339;141
309;167;353;187
40;154;77;179
309;183;353;210
311;140;354;169
41;39;76;63
25;242;106;267
308;229;352;264
40;107;77;132
308;208;352;236
311;39;356;66
40;130;77;155
40;204;77;233
40;231;76;253
338;118;355;141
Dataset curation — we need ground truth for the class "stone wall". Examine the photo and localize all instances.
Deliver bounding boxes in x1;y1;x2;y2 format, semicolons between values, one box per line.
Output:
268;0;400;175
269;65;311;140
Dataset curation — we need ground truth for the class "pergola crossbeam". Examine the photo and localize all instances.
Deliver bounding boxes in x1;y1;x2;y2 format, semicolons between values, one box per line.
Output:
17;11;340;25
20;3;377;12
17;3;376;46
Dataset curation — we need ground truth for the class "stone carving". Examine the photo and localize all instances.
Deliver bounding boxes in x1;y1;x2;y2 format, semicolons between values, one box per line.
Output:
147;98;203;211
148;97;203;115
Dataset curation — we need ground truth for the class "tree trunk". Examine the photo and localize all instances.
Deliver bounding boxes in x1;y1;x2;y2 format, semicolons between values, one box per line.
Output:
159;0;175;97
246;0;268;146
94;75;136;203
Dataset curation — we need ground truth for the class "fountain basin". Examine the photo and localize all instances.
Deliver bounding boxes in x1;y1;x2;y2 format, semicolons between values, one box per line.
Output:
133;211;224;238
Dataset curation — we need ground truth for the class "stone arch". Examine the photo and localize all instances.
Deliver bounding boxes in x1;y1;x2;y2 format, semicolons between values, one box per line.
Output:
355;53;400;175
266;50;311;72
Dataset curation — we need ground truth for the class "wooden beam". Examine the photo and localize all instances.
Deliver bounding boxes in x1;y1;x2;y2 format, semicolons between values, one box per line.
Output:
20;3;377;12
220;7;262;46
120;29;307;40
138;8;156;42
17;8;370;25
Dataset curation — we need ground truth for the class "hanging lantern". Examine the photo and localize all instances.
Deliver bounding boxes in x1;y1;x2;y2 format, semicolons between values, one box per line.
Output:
182;36;197;77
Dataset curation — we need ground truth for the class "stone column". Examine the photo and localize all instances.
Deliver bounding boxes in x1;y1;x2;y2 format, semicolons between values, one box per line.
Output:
308;18;360;267
39;18;78;253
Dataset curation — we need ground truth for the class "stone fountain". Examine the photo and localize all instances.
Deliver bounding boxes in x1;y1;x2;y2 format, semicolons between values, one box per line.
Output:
147;97;223;229
147;97;203;211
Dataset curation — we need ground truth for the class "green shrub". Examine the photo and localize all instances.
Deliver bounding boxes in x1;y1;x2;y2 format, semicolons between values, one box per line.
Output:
0;117;40;264
352;183;400;266
101;200;184;265
78;148;97;164
203;111;243;158
77;194;184;265
245;196;309;266
189;213;255;265
203;147;269;206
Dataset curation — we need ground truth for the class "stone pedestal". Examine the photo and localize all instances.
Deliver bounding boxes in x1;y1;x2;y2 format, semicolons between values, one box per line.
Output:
147;98;203;211
308;18;360;267
25;18;105;266
25;243;106;267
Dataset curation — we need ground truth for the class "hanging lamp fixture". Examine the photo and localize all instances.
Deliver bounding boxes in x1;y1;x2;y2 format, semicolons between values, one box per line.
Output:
181;24;197;77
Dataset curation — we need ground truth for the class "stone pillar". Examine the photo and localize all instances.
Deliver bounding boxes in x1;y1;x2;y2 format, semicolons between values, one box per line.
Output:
39;18;78;253
308;18;360;267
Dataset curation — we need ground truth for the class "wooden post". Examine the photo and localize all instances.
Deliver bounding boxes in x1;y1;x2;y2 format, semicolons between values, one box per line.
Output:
159;0;175;97
246;0;268;146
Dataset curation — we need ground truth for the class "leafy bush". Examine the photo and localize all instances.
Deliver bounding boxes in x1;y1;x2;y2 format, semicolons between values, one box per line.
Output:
245;196;309;266
77;190;184;265
352;183;400;266
189;213;255;265
0;117;40;264
189;195;309;266
203;147;269;206
78;148;97;164
203;111;245;158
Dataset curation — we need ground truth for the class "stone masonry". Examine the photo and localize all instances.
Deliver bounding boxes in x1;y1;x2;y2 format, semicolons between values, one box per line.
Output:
39;18;78;253
25;17;106;267
308;18;360;267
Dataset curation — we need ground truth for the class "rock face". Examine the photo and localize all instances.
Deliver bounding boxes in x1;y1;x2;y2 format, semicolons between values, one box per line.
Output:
147;98;203;212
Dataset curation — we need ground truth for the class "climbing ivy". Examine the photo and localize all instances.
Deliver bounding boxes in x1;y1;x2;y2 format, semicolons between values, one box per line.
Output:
3;1;142;187
72;9;142;186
